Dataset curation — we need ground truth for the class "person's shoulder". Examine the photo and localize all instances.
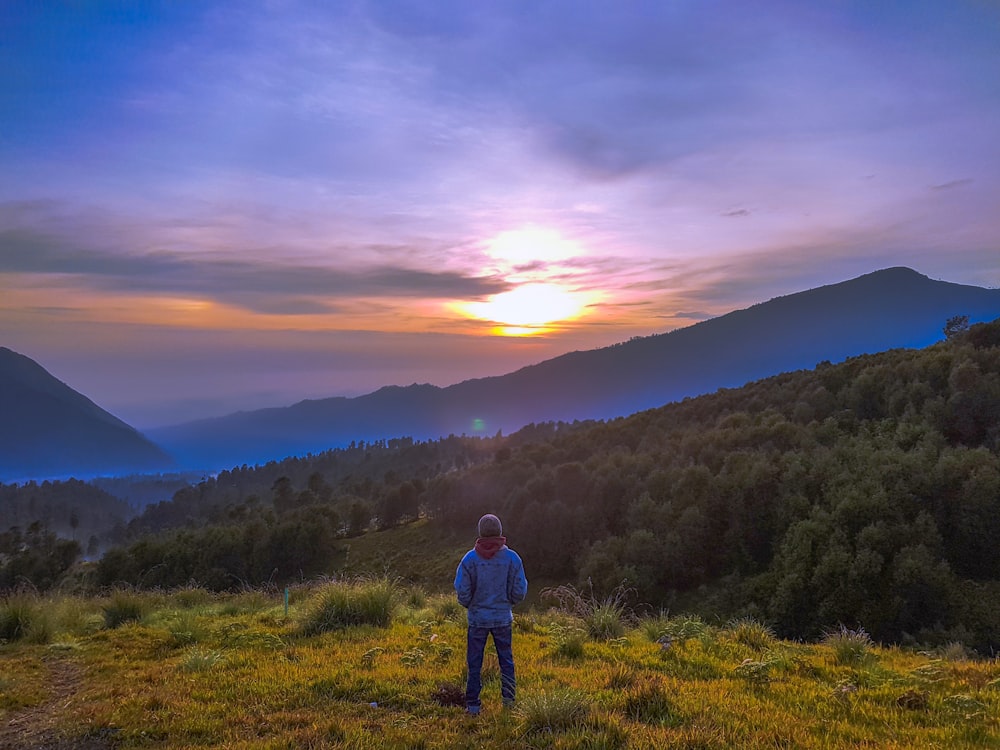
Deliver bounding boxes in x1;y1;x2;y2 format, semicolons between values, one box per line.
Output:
503;547;523;563
460;548;478;563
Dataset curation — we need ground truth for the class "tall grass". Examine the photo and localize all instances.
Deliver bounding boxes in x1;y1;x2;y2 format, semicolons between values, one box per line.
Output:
102;589;149;629
728;616;777;650
0;594;51;643
642;612;709;645
621;679;683;726
299;577;399;634
823;625;874;666
517;688;590;733
0;583;997;749
542;581;634;641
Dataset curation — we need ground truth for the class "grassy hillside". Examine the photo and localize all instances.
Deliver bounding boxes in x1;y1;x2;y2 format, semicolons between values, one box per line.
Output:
1;581;998;749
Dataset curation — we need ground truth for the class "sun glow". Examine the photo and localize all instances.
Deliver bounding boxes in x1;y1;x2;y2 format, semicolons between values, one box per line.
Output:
459;283;591;335
485;227;581;266
453;226;600;335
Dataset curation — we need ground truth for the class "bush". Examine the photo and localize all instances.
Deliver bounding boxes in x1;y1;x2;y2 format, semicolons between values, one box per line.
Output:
299;578;398;635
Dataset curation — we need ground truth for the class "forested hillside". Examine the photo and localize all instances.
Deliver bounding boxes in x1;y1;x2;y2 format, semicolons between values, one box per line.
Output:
17;319;1000;651
148;268;1000;470
0;479;133;588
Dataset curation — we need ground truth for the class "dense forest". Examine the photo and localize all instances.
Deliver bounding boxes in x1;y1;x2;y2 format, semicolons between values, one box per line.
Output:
3;318;1000;650
0;479;131;558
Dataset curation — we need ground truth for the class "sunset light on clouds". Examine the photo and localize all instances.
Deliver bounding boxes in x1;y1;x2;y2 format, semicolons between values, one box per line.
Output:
2;1;999;427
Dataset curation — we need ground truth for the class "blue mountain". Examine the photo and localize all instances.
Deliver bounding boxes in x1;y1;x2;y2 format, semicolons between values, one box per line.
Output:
150;267;1000;470
0;347;173;482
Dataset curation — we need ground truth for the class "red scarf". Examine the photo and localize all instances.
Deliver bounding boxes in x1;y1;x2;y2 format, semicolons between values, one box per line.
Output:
475;536;507;559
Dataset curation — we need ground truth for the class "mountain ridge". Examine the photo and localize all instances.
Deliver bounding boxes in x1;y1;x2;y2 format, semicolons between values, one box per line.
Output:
0;347;174;482
150;267;1000;469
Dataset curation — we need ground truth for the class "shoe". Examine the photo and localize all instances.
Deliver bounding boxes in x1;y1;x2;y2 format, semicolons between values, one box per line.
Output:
466;705;480;716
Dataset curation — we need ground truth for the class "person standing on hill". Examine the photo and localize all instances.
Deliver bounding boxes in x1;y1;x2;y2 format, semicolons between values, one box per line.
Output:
454;513;528;715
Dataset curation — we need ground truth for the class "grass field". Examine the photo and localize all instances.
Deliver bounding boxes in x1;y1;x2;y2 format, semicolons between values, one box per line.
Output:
2;577;999;749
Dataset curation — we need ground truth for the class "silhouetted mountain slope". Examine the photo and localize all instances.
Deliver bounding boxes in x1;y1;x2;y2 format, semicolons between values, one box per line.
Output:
151;268;1000;469
0;347;173;481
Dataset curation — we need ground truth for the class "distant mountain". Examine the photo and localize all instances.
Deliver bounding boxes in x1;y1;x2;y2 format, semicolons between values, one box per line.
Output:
151;267;1000;470
0;348;174;482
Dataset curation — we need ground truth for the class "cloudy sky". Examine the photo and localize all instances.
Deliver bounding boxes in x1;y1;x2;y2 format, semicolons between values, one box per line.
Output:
2;1;998;428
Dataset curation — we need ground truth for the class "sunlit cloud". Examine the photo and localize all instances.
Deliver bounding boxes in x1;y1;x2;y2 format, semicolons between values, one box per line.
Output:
485;227;584;268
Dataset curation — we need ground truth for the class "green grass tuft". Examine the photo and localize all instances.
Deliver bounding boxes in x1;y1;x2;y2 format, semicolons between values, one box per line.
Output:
102;589;149;629
0;594;51;643
179;647;225;672
517;688;590;733
622;679;684;726
299;577;399;634
543;581;634;641
823;625;874;666
728;616;776;650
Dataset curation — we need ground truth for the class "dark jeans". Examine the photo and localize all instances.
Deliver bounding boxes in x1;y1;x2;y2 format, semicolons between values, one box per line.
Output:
465;624;515;709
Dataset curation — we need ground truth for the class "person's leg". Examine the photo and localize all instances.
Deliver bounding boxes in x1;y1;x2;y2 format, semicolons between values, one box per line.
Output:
465;626;488;713
492;624;516;706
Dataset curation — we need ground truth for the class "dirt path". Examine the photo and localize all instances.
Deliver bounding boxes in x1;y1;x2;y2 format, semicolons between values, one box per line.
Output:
0;657;112;750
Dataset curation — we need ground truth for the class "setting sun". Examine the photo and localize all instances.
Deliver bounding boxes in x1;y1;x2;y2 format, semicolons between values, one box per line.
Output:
459;283;589;334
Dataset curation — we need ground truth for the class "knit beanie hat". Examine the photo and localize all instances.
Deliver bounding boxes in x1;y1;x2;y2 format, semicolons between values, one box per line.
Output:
478;513;503;538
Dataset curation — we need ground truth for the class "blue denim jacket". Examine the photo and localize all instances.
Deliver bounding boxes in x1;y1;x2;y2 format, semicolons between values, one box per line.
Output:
454;544;528;628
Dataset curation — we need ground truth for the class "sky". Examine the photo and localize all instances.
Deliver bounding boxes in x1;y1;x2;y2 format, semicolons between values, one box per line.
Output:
2;0;999;429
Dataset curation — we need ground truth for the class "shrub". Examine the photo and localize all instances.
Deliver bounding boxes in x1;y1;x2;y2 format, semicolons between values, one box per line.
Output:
823;625;874;666
299;578;398;635
938;641;972;662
